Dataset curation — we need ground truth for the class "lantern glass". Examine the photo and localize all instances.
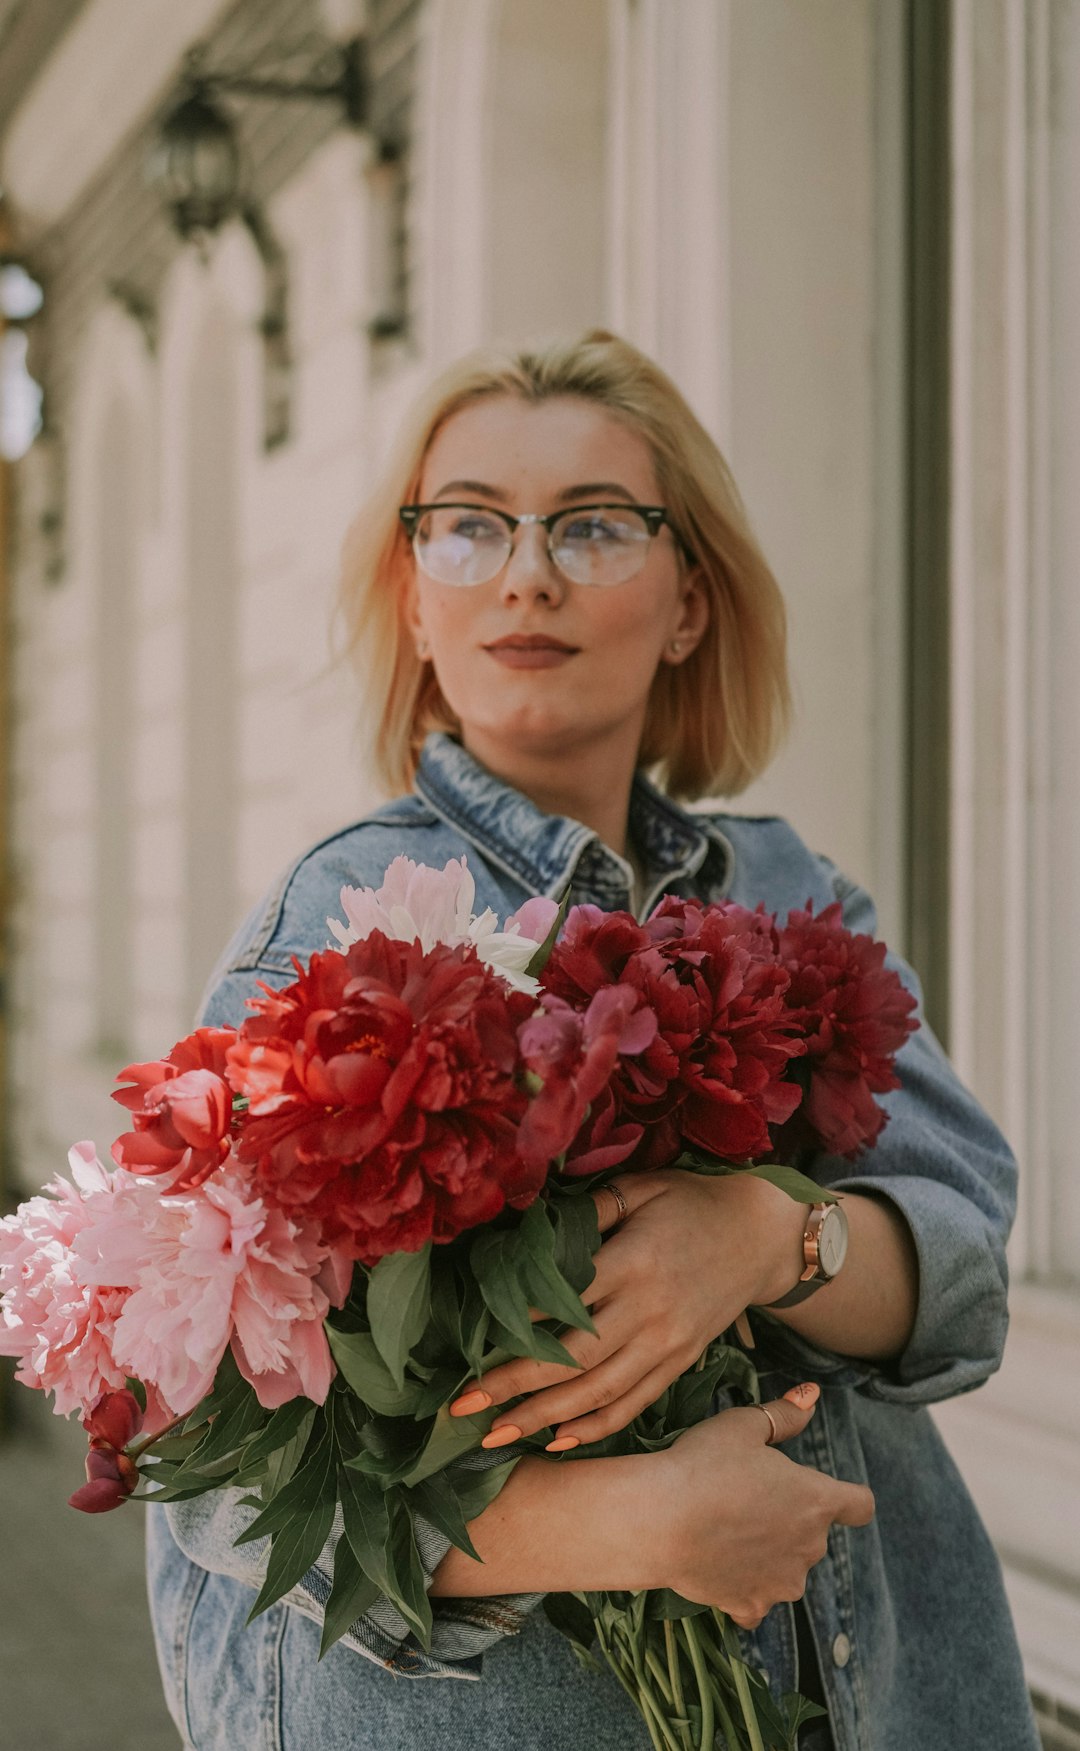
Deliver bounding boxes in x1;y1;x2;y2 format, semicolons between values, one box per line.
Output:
147;89;242;236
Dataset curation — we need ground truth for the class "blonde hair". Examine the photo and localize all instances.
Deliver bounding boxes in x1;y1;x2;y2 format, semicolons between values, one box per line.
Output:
332;327;793;801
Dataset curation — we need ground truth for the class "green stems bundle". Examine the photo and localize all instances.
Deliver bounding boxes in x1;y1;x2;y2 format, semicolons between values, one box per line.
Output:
546;1589;826;1751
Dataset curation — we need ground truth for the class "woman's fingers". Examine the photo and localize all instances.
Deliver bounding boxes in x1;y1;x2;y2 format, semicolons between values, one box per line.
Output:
480;1345;646;1446
589;1173;666;1236
449;1317;618;1417
544;1361;680;1449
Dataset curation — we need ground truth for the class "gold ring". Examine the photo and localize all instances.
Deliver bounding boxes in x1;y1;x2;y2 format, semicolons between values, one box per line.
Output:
756;1403;779;1445
605;1182;629;1227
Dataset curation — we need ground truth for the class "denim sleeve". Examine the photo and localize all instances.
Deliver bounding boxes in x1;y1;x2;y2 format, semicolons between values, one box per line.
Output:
750;854;1016;1407
179;958;543;1677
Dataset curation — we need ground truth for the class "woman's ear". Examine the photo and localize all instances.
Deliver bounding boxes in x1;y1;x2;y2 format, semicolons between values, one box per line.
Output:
403;572;431;661
664;566;710;663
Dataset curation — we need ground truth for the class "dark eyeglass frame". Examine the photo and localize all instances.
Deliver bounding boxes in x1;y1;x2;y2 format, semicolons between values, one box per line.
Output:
398;500;689;583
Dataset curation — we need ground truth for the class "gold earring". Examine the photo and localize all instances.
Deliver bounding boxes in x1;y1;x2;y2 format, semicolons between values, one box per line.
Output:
669;639;683;655
417;639;430;660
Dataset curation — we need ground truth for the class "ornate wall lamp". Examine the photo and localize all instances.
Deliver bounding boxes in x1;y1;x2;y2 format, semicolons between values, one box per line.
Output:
146;36;368;449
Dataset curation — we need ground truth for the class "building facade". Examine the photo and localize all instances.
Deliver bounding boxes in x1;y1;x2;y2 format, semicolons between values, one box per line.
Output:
0;1;1077;1742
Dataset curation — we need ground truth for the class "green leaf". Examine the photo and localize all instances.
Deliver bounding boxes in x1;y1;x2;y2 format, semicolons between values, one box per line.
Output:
402;1472;482;1562
167;1375;267;1489
469;1229;535;1351
741;1162;838;1205
522;886;570;978
245;1430;335;1622
517;1199;596;1334
445;1457;521;1522
234;1413;328;1546
542;1591;597;1652
399;1402;495;1488
338;1463;391;1579
239;1400;318;1468
366;1245;432;1389
124;1375;147;1413
343;1415;429;1486
487;1316;580;1371
318;1536;382;1659
260;1413;318;1503
383;1496;434;1649
141;1426;207;1463
549;1193;600;1295
642;1587;710;1622
326;1327;423;1417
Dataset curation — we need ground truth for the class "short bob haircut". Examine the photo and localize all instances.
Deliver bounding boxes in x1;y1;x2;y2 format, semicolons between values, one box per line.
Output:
333;327;793;802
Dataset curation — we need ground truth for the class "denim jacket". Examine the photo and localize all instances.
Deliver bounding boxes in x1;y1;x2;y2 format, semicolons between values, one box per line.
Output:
146;732;1039;1751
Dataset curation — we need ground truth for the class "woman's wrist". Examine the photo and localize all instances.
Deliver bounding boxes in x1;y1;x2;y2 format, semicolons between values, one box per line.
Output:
703;1170;810;1310
429;1450;674;1598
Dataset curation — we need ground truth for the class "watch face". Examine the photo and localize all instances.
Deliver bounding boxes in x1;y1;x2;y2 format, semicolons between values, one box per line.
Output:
818;1204;849;1277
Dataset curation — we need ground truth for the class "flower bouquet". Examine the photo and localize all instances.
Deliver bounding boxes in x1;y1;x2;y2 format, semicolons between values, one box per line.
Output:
0;856;917;1751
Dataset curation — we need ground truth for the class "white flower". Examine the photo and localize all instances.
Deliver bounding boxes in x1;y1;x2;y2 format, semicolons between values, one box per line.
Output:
328;855;557;994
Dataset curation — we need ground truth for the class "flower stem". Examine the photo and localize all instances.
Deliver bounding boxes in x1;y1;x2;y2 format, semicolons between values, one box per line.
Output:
663;1619;693;1751
719;1614;767;1751
679;1616;715;1751
128;1411;191;1462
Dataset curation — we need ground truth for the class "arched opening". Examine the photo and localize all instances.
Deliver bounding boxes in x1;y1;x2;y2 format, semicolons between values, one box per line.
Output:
183;301;240;1022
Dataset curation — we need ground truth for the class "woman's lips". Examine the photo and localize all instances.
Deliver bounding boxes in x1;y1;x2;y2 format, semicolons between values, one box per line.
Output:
483;637;579;670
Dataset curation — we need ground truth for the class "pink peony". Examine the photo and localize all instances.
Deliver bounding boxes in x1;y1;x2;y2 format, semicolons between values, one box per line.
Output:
0;1142;135;1418
329;855;557;994
73;1163;344;1414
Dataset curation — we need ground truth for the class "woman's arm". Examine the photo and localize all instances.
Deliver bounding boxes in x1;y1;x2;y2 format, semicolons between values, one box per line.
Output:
431;1388;875;1633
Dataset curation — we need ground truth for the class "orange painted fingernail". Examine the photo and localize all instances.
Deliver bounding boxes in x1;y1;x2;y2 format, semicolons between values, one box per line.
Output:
449;1389;492;1417
481;1424;522;1449
784;1382;820;1407
545;1436;580;1452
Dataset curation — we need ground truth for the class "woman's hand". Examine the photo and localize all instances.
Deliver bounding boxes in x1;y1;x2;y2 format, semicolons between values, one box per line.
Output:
449;1168;810;1449
657;1383;876;1628
431;1381;875;1618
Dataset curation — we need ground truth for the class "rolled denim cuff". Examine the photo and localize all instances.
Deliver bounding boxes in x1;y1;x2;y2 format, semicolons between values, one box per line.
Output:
747;1169;1009;1408
163;1447;542;1681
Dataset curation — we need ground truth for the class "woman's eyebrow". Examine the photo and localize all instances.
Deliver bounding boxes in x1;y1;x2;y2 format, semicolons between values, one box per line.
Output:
429;479;640;504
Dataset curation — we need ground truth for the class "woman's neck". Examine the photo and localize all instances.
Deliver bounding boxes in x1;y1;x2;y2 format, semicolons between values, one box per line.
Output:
461;728;636;860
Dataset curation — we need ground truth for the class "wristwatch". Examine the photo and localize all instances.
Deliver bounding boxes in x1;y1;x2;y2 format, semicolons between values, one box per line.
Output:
759;1199;849;1308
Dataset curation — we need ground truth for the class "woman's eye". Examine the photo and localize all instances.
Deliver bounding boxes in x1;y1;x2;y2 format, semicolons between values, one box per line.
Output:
449;514;502;539
564;515;616;541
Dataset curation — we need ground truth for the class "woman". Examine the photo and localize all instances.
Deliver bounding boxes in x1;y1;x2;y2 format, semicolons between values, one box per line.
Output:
147;329;1039;1751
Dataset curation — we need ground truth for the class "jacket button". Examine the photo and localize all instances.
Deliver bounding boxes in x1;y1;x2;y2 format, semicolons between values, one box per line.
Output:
831;1632;851;1668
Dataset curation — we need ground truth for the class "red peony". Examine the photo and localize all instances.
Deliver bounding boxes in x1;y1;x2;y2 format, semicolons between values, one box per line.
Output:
111;1028;237;1191
770;899;920;1159
542;900;804;1170
225;934;543;1264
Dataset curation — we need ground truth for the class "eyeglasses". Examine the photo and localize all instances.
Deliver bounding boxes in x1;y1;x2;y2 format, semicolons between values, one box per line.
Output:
398;501;678;588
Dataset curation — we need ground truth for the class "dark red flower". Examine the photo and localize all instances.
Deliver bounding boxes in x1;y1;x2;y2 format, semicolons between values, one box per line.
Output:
69;1389;143;1513
517;985;656;1173
542;899;805;1171
225;935;542;1264
111;1028;237;1191
82;1387;143;1450
771;899;920;1159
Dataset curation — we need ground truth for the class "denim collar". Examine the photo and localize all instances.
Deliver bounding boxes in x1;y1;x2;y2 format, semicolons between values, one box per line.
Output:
413;732;735;915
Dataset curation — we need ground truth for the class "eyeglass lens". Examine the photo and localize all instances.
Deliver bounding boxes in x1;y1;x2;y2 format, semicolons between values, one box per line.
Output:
411;506;654;587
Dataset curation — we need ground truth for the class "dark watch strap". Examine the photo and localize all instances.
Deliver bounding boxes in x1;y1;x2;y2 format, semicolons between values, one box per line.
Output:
761;1274;830;1309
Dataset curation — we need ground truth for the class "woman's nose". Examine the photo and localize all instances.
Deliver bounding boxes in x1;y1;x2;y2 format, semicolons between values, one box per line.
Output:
498;523;566;606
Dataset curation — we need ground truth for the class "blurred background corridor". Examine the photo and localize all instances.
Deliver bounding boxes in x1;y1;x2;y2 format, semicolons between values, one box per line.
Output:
1;2;1078;1746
